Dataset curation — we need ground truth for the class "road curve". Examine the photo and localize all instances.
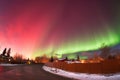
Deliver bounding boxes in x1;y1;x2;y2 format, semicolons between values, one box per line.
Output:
0;64;73;80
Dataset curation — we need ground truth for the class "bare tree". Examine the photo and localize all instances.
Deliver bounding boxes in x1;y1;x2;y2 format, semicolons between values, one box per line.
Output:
100;44;111;59
13;53;23;63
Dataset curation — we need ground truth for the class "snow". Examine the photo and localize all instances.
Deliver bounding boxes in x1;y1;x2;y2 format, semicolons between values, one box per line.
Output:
43;66;120;80
66;61;81;64
0;64;18;66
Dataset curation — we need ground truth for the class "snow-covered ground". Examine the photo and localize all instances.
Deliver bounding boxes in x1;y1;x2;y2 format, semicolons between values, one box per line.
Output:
43;66;120;80
0;64;18;66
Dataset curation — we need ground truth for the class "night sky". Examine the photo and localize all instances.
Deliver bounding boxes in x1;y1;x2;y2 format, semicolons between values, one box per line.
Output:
0;0;120;59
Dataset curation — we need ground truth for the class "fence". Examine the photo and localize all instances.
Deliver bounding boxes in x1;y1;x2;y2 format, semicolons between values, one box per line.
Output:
45;59;120;74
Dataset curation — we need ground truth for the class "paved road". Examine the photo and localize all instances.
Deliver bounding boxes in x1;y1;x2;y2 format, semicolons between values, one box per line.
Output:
0;64;73;80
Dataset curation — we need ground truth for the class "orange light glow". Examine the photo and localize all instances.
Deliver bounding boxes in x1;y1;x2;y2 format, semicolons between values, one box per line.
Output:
81;60;85;63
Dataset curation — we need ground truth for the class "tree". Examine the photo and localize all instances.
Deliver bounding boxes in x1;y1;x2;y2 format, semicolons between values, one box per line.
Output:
77;55;80;61
100;44;111;59
7;48;11;57
13;53;23;63
2;48;7;56
65;56;68;61
49;56;54;62
108;55;115;59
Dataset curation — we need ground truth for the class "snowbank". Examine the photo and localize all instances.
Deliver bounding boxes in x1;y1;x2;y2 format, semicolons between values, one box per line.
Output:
0;64;18;66
43;66;120;80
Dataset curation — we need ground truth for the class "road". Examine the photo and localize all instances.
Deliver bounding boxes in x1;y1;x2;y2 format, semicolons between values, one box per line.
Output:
0;64;73;80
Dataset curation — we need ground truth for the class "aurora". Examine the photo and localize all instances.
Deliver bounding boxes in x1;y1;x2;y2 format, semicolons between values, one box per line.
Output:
0;0;120;59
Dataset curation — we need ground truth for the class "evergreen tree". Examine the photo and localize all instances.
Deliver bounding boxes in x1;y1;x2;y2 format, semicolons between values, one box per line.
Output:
65;56;68;61
77;55;80;61
50;56;54;62
2;48;7;56
7;48;11;57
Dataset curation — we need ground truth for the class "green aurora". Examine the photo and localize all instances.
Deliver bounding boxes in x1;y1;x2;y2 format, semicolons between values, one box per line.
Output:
31;0;120;59
33;28;120;58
